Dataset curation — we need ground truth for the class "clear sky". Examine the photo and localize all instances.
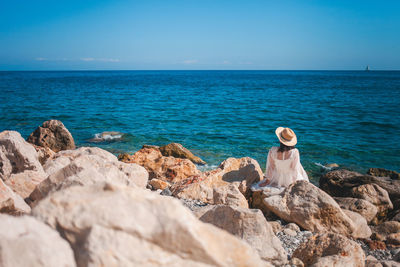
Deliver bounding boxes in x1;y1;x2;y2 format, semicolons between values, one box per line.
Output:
1;0;399;70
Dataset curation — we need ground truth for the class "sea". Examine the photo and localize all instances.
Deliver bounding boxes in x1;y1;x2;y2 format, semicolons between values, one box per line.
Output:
1;70;399;182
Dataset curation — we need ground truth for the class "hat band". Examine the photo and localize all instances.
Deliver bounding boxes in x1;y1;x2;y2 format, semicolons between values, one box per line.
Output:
280;133;292;142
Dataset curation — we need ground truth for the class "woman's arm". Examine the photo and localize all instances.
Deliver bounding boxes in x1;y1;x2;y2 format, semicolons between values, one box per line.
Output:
260;149;274;186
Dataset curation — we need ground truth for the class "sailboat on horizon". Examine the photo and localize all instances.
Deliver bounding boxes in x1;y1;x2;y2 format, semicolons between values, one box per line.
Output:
365;65;370;71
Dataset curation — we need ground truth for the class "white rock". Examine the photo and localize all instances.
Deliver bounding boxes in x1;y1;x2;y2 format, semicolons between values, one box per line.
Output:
199;205;287;266
0;214;76;267
29;147;148;202
32;183;270;267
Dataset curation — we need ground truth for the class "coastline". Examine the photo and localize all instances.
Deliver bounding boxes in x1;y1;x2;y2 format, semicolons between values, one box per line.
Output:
0;119;399;266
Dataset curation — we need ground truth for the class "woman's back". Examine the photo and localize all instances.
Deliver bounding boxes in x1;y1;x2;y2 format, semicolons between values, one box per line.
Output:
265;146;308;188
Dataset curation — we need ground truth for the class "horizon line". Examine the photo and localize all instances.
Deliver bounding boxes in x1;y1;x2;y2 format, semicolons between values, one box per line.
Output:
1;69;399;72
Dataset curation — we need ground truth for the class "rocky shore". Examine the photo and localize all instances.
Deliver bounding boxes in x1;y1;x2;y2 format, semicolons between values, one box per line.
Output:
0;120;399;267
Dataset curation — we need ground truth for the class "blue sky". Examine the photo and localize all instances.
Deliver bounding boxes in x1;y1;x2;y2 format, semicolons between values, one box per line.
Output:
0;0;399;70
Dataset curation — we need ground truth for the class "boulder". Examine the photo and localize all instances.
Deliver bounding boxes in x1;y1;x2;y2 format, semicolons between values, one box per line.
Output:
171;157;263;203
29;147;148;203
368;168;400;180
334;197;379;224
159;142;206;165
199;205;287;265
0;214;76;267
386;232;400;246
0;179;31;215
0;131;46;197
342;209;372;239
149;178;170;190
351;184;393;215
372;221;400;240
32;183;269;267
32;144;55;165
120;147;200;183
320;169;400;201
292;233;365;267
263;180;360;238
213;183;249;208
249;185;284;219
27;120;75;152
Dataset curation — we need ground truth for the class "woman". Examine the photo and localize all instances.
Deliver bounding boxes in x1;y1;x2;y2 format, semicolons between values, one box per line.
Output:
259;127;308;188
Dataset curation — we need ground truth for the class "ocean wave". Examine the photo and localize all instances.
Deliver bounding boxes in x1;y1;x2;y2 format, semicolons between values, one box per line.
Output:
88;131;124;142
314;162;333;171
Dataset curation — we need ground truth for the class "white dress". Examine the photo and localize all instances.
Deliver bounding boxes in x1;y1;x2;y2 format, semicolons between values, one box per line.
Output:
264;146;308;188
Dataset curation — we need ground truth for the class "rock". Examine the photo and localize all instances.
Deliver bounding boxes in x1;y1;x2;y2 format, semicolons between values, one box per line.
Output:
326;163;339;168
249;186;284;219
351;183;393;216
282;228;297;237
0;131;47;197
213;183;249;208
88;131;124;142
269;221;283;234
292;233;365;267
29;147;148;203
366;256;383;267
393;211;400;222
320;169;400;202
289;257;304;267
334;197;379;224
199;205;287;265
27;120;75;152
149;178;170;190
364;239;387;250
285;223;301;232
372;221;400;238
0;179;31;215
171;157;263;203
368;168;400;180
263;180;360;238
381;261;400;267
159;142;206;165
386;233;400;246
32;144;55;165
120;147;201;183
0;214;76;267
342;209;372;239
32;183;268;267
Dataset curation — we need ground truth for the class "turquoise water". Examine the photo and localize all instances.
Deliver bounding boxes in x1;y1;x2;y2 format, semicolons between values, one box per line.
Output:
1;71;399;181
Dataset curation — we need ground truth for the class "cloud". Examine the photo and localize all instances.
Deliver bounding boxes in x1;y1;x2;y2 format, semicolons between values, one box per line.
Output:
80;58;120;62
182;59;198;64
35;57;119;62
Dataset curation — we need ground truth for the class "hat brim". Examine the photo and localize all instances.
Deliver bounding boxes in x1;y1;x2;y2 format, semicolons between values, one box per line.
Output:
275;127;297;146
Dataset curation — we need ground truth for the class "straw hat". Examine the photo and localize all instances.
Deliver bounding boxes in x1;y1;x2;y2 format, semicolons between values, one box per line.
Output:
275;127;297;146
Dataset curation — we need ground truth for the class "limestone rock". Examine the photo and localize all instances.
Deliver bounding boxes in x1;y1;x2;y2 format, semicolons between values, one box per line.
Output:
159;142;206;165
32;183;269;267
263;180;359;238
0;179;31;215
199;205;287;265
149;178;170;190
368;168;400;180
292;233;365;267
0;214;76;267
171;157;263;203
213;183;249;208
120;147;200;183
269;221;283;234
342;209;372;239
386;232;400;246
32;144;55;165
334;197;379;223
29;147;148;203
320;169;400;201
372;221;400;240
351;183;393;215
0;131;46;197
27;120;75;152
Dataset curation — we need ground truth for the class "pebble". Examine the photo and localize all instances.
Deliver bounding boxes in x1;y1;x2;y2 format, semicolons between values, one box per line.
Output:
276;229;312;259
356;240;396;261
